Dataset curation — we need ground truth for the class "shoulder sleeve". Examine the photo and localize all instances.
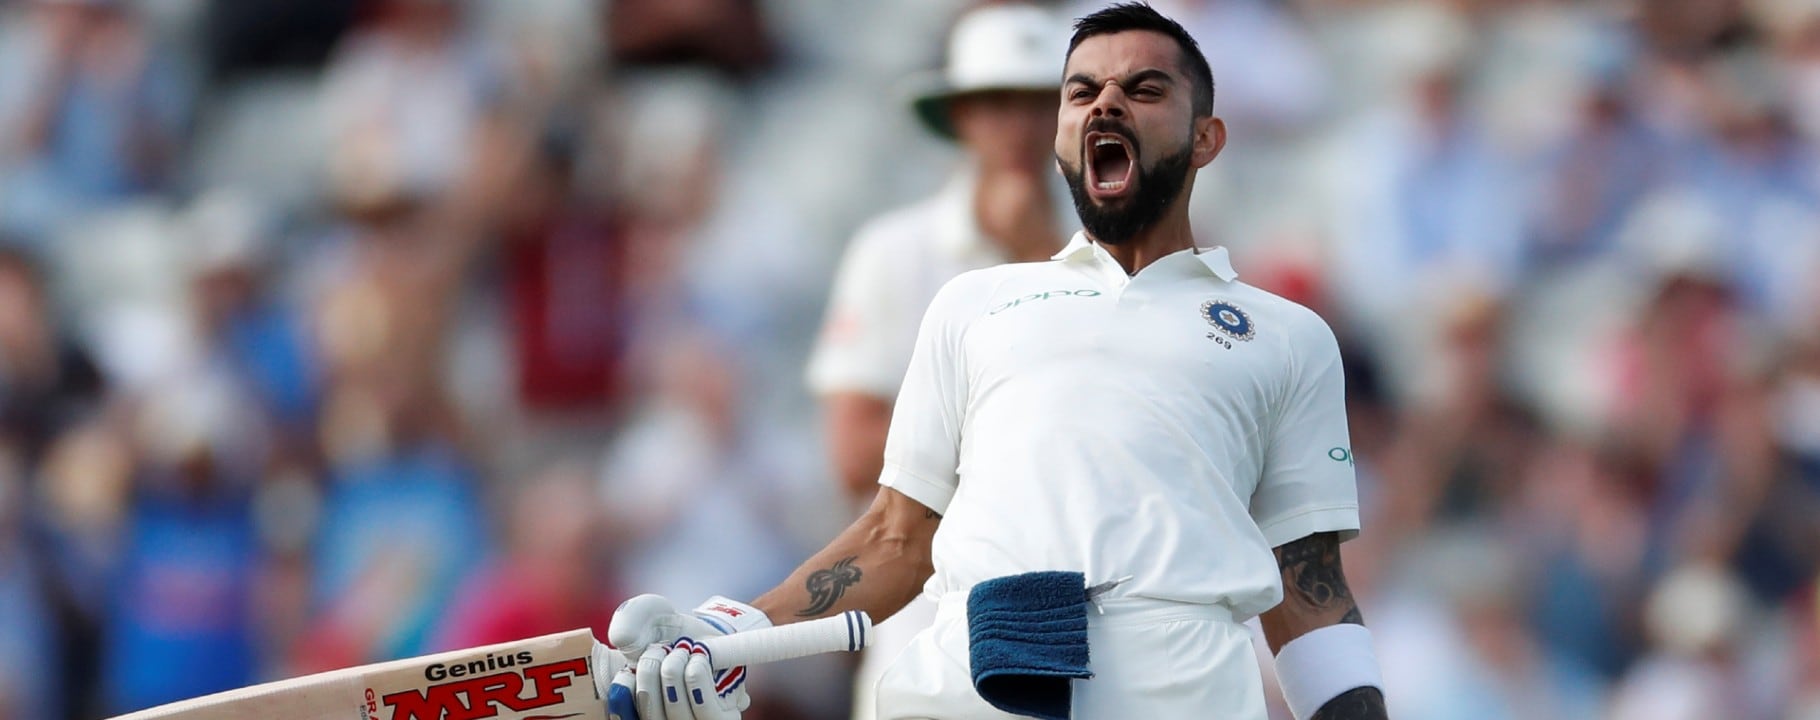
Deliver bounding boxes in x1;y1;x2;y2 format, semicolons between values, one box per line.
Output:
1249;306;1361;548
805;226;915;397
876;271;988;513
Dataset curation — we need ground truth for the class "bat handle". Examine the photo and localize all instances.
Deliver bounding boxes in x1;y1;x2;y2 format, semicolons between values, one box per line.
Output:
699;610;873;670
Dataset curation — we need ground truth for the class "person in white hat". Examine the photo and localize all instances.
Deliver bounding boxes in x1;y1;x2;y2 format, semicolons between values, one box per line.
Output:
801;5;1074;717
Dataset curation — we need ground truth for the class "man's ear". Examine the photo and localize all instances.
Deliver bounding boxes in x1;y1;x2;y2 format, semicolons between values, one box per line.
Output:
1192;115;1226;169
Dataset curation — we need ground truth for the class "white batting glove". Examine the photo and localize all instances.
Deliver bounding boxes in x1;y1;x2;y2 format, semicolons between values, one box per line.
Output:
607;594;770;720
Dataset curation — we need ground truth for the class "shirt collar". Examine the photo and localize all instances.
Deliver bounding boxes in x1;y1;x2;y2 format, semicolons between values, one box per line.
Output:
1051;232;1239;282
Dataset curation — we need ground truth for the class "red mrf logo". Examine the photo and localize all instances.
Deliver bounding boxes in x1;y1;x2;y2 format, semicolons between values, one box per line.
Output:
380;657;590;720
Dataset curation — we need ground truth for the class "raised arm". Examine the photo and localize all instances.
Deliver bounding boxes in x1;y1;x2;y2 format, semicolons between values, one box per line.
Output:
1259;532;1386;720
752;486;939;623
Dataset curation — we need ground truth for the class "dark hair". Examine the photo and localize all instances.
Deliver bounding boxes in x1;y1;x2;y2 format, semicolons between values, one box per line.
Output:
1067;3;1215;116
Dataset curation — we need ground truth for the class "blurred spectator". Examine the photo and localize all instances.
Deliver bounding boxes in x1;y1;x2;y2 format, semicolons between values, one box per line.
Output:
294;200;494;670
1377;529;1604;720
0;247;105;465
434;462;620;649
0;247;107;717
0;439;60;720
296;383;490;670
810;2;1068;510
181;190;321;443
1528;75;1665;267
500;127;631;417
0;0;191;244
599;332;795;608
1321;3;1533;370
319;0;505;215
1608;563;1755;720
600;331;832;718
101;375;265;714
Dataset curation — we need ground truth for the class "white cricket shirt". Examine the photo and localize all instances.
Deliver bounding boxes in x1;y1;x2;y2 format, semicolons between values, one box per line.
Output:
881;232;1360;620
807;171;1044;398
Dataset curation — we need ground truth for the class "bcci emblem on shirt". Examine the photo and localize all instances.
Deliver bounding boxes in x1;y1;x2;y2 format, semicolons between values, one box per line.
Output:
1201;300;1255;344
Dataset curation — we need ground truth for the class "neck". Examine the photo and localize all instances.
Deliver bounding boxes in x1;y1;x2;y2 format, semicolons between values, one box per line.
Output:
1093;202;1195;275
973;166;1060;263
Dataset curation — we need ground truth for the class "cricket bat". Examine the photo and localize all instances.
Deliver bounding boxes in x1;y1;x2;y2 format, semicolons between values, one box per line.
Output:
111;610;873;720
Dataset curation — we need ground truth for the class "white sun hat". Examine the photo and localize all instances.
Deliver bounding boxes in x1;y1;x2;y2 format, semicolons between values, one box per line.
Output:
910;3;1069;140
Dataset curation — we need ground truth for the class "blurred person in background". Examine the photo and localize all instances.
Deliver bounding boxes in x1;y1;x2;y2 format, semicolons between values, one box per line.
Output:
181;190;322;457
1528;64;1666;269
803;5;1071;717
500;123;631;424
0;0;191;245
100;374;266;714
0;247;106;467
1375;529;1603;720
1329;12;1532;338
0;247;108;718
296;365;491;672
293;195;494;672
434;461;622;649
1351;293;1553;596
598;331;812;718
1746;325;1820;601
0;438;60;720
1317;2;1536;393
319;0;505;215
1608;563;1756;720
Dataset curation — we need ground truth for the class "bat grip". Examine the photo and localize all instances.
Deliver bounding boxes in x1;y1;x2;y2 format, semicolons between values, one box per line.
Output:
698;610;872;670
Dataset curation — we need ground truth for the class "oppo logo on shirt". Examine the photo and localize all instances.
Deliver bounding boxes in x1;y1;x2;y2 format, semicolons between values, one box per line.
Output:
988;289;1102;315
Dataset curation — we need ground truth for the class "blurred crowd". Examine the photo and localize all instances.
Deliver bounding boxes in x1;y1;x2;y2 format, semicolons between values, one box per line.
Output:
0;0;1816;718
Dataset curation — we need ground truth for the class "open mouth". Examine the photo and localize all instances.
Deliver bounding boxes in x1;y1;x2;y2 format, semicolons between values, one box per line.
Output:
1086;132;1135;198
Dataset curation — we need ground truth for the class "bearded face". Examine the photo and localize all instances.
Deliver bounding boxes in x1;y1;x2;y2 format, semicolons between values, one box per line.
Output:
1056;115;1193;246
1055;30;1219;246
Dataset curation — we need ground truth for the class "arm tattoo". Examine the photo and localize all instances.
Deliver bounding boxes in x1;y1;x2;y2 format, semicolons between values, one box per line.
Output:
796;556;863;617
1276;532;1364;625
1310;687;1386;720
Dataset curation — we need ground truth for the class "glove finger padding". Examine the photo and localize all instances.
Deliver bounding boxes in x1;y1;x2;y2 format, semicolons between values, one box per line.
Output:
685;652;742;719
660;645;700;720
635;643;669;720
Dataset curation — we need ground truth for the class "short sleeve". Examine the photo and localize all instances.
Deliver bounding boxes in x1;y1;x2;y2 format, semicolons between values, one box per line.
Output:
806;229;915;398
1250;309;1360;548
877;274;980;514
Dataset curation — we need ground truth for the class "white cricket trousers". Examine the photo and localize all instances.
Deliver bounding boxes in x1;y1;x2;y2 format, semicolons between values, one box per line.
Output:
873;592;1267;719
852;595;939;720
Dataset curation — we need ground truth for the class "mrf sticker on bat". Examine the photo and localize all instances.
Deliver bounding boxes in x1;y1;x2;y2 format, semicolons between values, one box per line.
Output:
365;631;600;720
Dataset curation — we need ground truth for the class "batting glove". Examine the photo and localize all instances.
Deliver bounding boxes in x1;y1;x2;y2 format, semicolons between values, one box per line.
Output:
607;594;770;720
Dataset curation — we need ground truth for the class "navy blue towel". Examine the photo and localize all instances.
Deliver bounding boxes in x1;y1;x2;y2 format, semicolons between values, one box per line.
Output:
967;571;1092;720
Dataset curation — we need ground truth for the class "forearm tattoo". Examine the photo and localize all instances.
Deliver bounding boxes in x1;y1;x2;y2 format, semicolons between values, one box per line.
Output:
796;555;863;617
1310;687;1386;720
1276;532;1364;625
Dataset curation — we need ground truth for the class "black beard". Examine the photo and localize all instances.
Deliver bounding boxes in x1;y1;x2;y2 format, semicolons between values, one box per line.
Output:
1059;144;1193;246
